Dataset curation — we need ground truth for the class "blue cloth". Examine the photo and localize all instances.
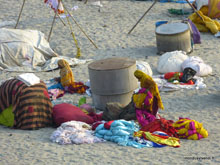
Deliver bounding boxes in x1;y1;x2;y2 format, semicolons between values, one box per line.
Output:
48;83;64;90
155;21;168;27
95;120;165;148
172;0;195;3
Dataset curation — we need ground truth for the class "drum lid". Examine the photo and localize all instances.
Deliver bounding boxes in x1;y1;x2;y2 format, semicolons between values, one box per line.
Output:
156;22;189;35
88;57;136;71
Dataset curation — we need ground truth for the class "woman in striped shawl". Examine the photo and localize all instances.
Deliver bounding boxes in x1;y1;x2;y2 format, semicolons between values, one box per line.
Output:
0;79;53;130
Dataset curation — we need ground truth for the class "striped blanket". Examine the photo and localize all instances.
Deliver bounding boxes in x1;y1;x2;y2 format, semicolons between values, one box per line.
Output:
0;79;53;130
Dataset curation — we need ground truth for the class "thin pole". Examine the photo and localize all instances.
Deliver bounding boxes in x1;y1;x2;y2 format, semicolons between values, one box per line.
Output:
15;0;26;29
128;0;157;34
48;0;61;42
62;3;98;49
57;14;66;26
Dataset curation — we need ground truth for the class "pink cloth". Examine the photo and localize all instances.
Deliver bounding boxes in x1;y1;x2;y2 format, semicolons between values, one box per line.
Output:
48;89;64;100
136;109;156;127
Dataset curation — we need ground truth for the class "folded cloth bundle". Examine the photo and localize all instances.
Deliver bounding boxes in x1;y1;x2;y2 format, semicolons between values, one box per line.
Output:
173;117;208;140
16;73;40;86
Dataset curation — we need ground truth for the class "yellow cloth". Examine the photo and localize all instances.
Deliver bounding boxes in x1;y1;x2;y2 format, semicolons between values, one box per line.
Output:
134;131;180;147
0;105;14;127
172;118;208;140
81;109;89;115
133;93;153;109
58;59;74;87
134;70;164;111
65;10;81;58
188;10;220;34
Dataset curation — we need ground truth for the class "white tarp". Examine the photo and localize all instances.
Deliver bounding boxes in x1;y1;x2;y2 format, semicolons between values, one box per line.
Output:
0;28;91;72
0;28;58;71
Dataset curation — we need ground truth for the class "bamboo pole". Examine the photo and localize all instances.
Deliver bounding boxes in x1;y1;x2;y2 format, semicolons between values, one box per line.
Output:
48;0;61;42
128;0;157;34
57;14;66;26
62;3;98;49
15;0;26;29
66;14;81;58
185;0;204;21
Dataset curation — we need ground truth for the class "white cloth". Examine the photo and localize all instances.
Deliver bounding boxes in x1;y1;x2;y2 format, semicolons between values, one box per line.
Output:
16;73;40;86
181;56;212;76
41;56;92;71
0;28;91;72
50;121;105;145
136;60;153;76
196;0;209;10
0;28;58;71
157;51;188;74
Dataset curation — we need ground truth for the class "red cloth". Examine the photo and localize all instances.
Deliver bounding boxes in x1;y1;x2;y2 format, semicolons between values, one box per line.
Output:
164;72;183;80
92;121;105;130
88;112;103;123
141;118;178;137
180;80;194;85
52;103;94;127
66;82;88;94
104;121;114;129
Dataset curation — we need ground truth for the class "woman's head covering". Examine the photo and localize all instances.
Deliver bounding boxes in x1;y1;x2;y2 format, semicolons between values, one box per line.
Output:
134;70;164;110
58;59;74;87
58;59;69;68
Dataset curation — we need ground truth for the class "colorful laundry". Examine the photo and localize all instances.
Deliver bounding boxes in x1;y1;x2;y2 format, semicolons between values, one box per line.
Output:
48;89;65;100
141;118;179;138
133;88;156;127
134;70;164;112
129;135;166;148
133;88;153;109
173;117;208;140
65;82;88;94
133;70;164;127
164;72;195;85
134;131;180;147
136;109;156;127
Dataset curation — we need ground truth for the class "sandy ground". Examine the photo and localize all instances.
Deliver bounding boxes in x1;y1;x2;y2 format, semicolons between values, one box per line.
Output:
0;0;220;164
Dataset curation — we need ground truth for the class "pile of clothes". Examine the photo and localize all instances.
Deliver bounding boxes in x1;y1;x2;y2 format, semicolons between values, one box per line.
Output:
50;69;209;148
0;58;209;149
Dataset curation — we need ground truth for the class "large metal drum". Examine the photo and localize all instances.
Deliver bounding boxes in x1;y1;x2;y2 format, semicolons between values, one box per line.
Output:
155;22;192;54
88;57;138;110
